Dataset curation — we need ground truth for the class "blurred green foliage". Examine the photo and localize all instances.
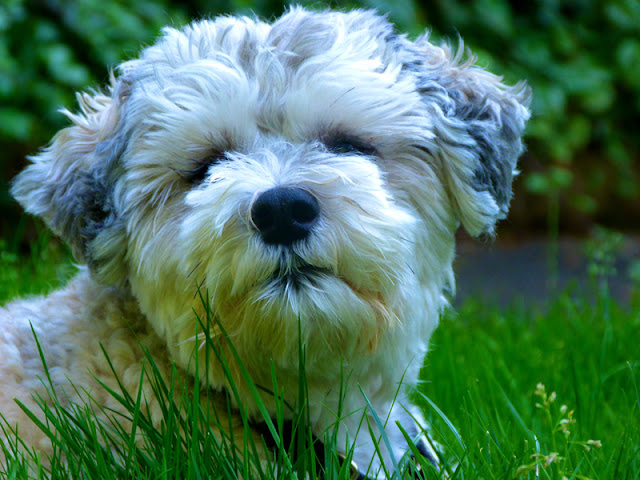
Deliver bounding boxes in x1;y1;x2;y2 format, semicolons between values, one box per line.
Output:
1;0;639;235
413;0;640;230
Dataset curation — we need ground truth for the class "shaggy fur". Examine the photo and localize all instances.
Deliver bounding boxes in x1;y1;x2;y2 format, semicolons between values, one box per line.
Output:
1;7;530;477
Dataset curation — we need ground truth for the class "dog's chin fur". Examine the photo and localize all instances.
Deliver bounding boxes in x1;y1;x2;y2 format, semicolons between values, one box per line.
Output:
1;6;530;476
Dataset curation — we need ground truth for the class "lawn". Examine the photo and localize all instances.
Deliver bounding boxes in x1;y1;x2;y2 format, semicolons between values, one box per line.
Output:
1;234;638;479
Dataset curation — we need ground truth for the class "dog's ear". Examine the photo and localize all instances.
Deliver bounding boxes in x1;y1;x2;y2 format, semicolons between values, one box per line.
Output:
407;40;531;236
12;76;130;281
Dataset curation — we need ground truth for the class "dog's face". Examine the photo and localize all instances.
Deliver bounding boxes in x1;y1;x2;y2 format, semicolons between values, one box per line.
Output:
12;9;529;391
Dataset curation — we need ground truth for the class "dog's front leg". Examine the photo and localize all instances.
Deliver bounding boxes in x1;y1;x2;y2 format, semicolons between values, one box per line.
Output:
320;393;438;479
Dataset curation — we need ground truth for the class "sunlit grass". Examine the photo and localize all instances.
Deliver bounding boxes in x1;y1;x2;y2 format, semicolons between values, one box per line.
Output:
421;289;640;479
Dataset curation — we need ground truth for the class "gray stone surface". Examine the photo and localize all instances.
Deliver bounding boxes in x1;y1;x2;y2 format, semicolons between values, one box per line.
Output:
453;235;640;308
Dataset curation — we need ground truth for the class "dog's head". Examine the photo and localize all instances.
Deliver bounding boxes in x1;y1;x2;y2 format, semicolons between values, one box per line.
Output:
12;8;529;386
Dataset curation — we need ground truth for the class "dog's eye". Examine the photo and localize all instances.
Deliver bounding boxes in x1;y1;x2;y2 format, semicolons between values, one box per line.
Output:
323;136;376;157
186;154;226;184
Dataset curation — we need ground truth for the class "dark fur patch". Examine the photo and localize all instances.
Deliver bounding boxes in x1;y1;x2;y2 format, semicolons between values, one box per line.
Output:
467;125;512;209
80;134;128;254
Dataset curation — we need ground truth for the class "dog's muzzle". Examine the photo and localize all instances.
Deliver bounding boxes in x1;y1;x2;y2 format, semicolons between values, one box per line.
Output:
251;186;320;246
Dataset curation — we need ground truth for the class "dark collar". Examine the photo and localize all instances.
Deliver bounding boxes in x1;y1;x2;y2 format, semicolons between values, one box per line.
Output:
252;419;437;479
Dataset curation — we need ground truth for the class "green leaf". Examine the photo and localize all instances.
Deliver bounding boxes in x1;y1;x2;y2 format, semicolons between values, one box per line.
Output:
525;172;551;194
0;107;34;140
41;44;91;87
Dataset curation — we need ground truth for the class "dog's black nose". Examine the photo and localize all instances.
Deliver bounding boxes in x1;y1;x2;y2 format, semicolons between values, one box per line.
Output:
251;186;320;246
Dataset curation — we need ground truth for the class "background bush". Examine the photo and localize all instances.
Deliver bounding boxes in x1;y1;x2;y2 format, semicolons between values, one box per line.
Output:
2;0;638;242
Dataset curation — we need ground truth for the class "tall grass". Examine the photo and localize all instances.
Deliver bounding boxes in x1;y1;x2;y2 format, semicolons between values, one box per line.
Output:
1;234;638;479
423;290;640;479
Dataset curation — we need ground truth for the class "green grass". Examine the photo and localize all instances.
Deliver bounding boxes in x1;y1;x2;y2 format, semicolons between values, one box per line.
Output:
1;235;639;479
0;221;75;304
423;292;640;479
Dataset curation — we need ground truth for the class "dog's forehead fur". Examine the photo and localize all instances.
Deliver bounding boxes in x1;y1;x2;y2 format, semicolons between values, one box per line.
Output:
119;9;427;154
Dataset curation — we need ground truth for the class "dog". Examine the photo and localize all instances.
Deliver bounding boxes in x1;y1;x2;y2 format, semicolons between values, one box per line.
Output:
0;7;530;478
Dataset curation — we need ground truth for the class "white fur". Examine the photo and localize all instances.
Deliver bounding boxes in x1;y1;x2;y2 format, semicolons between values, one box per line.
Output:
2;7;530;477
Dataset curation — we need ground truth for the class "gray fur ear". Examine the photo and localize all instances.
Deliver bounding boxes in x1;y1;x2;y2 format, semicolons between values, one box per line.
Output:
11;78;130;282
407;40;531;236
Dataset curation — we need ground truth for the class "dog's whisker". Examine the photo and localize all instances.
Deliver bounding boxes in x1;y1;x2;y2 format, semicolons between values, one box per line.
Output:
305;175;343;186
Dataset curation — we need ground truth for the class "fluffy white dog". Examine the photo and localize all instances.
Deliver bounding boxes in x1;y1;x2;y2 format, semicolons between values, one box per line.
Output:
0;7;529;478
